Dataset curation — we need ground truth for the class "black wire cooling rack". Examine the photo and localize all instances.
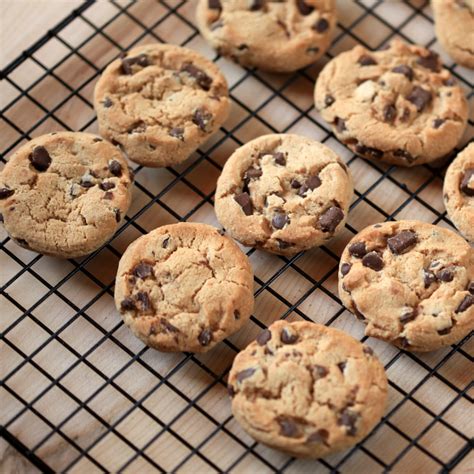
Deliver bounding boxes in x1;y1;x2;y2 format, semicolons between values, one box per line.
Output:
1;1;473;473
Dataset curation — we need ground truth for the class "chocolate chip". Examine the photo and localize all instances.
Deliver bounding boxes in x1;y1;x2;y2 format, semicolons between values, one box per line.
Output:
387;230;417;255
273;152;286;166
456;295;474;313
180;63;213;91
136;291;151;311
319;206;344;233
362;251;384;271
162;236;170;248
335;117;346;133
244;167;262;181
296;0;314;15
406;86;432;112
0;188;14;199
99;181;115;191
444;77;457;86
121;54;149;75
198;328;212;346
298;175;321;196
349;241;367;258
358;55;377;66
416;51;440;72
192;107;213;132
16;238;29;248
363;346;374;356
338;409;358;436
0;214;3;222
208;0;221;8
437;268;454;282
400;308;417;323
114;208;121;222
249;0;264;10
438;327;452;336
423;269;436;288
393;148;415;163
383;104;396;123
169;127;185;141
159;318;179;334
121;297;136;311
133;262;154;279
433;118;445;129
306;46;319;54
93;138;103;143
80;172;95;188
227;385;235;397
102;97;113;108
460;169;474;196
108;160;122;177
355;144;384;160
277;417;299;437
313;365;329;379
234;192;253;216
272;212;289;229
236;368;255;382
291;179;301;189
468;282;474;294
337;361;346;373
281;328;298;344
103;192;113;200
307;429;329;444
277;239;292;250
29;146;51;172
257;329;271;346
391;64;414;81
341;263;352;276
324;94;335;106
313;18;329;33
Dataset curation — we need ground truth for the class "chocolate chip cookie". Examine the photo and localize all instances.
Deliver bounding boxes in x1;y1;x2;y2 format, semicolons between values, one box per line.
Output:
339;220;474;352
228;320;387;458
0;132;133;258
314;39;468;166
444;142;474;242
94;43;231;168
115;223;254;352
196;0;337;73
214;134;353;255
432;0;474;69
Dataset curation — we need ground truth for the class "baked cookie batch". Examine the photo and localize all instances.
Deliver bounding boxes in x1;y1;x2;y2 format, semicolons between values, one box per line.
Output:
1;0;472;461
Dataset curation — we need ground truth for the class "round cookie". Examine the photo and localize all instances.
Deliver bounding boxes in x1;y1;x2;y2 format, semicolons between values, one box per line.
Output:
114;223;254;353
214;134;353;255
432;0;474;69
94;43;231;168
444;142;474;242
196;0;337;73
314;39;468;166
0;132;133;258
339;220;474;352
228;320;387;458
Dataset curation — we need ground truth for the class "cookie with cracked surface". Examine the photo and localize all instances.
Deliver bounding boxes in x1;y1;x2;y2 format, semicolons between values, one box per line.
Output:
0;132;133;258
432;0;474;69
94;43;231;168
228;320;387;458
214;134;353;255
115;223;254;352
314;39;468;166
444;142;474;242
339;220;474;352
196;0;337;73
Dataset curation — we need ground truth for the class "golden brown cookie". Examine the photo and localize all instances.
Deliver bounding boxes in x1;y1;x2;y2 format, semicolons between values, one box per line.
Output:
228;320;387;458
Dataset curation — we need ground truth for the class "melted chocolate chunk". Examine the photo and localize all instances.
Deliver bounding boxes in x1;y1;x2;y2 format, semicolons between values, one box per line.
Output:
257;329;272;345
291;179;301;189
121;54;149;75
362;251;384;271
406;86;432;112
169;127;185;141
108;160;122;177
355;144;384;160
383;104;396;123
298;175;321;196
208;0;221;8
99;181;115;191
249;0;265;10
460;169;474;196
162;236;170;248
136;291;152;311
114;208;121;223
338;409;358;436
273;152;286;166
423;269;437;288
349;241;367;258
324;94;335;106
281;328;298;344
387;230;417;255
341;262;352;276
244;167;262;181
277;239;292;250
159;318;179;334
192;107;213;132
455;295;474;313
29;146;52;172
393;148;415;163
436;267;454;282
198;328;212;346
296;0;314;15
337;361;346;373
277;417;299;437
133;262;154;279
0;188;14;199
272;212;289;229
313;18;329;33
180;63;213;91
438;327;452;336
236;367;256;382
416;51;440;72
358;55;377;66
468;282;474;294
102;97;113;108
432;118;445;129
391;64;414;81
400;308;417;323
307;429;329;444
234;192;253;216
313;365;329;379
120;297;136;311
335;117;346;133
319;206;344;233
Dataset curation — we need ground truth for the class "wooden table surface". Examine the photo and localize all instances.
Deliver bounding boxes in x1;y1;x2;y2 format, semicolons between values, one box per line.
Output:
1;1;473;473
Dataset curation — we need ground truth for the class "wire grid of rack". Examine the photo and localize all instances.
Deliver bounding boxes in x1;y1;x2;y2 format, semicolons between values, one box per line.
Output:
1;0;473;472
